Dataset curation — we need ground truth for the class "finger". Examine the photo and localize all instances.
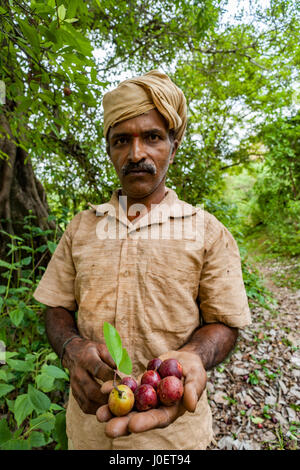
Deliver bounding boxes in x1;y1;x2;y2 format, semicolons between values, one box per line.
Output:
100;380;115;395
71;369;109;410
183;370;207;412
182;382;198;412
71;381;87;411
96;404;113;422
128;404;183;433
96;343;116;369
83;346;115;382
71;381;104;414
78;369;108;403
105;412;138;438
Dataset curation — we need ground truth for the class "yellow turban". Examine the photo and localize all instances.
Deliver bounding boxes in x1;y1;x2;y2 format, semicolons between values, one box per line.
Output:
103;70;187;145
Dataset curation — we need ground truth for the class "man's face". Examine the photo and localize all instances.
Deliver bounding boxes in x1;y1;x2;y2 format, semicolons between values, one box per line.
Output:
107;109;178;200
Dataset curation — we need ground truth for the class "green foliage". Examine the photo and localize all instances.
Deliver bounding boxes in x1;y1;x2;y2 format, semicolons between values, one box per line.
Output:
0;217;68;450
1;0;299;213
246;114;300;257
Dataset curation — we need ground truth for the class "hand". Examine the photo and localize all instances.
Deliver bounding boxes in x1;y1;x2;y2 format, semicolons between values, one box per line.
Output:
96;350;207;438
62;337;116;414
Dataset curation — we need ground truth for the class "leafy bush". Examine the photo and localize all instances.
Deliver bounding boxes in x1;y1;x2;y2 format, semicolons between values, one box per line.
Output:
0;215;68;450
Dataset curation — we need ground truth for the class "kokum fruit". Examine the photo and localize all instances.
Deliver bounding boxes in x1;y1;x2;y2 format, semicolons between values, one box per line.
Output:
158;358;183;379
147;358;162;371
157;376;184;406
134;384;158;411
141;370;161;390
63;86;72;96
108;384;135;417
121;376;138;393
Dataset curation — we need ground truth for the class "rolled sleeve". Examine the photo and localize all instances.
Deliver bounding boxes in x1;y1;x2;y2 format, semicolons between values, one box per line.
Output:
33;226;77;311
199;218;251;328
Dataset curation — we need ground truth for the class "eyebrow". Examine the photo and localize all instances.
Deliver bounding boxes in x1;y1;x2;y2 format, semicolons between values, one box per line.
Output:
110;128;166;140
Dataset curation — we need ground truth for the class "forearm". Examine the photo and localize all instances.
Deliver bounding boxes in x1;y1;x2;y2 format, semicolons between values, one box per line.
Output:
179;323;239;370
45;306;81;359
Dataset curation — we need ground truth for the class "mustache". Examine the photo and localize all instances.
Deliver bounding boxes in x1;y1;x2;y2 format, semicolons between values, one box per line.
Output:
122;161;156;176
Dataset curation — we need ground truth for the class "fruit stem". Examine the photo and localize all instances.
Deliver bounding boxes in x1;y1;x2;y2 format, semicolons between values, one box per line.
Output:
113;369;123;398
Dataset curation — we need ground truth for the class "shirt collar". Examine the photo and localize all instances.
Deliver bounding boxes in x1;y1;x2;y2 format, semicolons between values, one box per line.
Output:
88;187;198;229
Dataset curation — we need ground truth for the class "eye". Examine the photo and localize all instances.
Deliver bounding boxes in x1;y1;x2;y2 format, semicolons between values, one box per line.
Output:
148;133;160;142
114;136;128;146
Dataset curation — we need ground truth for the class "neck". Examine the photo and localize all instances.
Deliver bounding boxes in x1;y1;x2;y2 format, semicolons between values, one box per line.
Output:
119;184;168;222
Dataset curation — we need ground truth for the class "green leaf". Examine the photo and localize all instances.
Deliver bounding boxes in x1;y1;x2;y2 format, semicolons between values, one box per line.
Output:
7;358;35;372
28;431;46;448
60;28;93;56
251;416;264;424
42;364;69;380
50;403;64;411
28;384;51;412
0;419;12;445
14;394;34;427
55;411;68;450
64;18;79;23
35;373;55;392
18;19;40;52
0;259;16;269
103;322;122;368
19;277;33;285
47;240;57;254
9;308;24;327
44;352;58;361
0;439;31;450
118;348;132;375
0;370;9;381
21;256;32;266
0;384;15;398
5;351;19;359
30;412;56;433
57;4;66;21
36;244;48;253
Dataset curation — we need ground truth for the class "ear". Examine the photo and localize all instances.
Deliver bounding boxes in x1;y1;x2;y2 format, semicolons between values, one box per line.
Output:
169;139;179;164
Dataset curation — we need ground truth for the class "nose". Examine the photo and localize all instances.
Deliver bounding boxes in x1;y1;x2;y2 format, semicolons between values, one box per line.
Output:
128;136;146;162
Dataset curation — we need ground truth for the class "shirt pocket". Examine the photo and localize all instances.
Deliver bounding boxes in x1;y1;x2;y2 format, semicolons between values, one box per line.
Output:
143;244;201;333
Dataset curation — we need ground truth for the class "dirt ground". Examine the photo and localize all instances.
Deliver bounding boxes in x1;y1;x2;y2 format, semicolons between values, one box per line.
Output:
207;257;300;450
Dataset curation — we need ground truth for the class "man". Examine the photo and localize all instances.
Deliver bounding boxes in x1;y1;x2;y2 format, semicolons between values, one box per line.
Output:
33;70;251;450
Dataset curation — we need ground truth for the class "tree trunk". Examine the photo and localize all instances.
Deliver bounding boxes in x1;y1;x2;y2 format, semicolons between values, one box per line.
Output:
0;111;55;263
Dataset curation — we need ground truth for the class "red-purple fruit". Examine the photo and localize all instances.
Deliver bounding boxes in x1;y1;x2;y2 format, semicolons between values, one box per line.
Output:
141;370;161;390
63;86;72;96
121;376;138;393
134;384;158;411
147;358;162;371
158;358;183;379
157;376;184;406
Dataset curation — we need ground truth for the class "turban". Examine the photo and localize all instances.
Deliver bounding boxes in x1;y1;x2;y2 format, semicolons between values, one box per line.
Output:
103;70;187;145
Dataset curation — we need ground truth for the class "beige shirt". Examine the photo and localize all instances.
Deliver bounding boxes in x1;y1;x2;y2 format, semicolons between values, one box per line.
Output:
33;188;251;450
